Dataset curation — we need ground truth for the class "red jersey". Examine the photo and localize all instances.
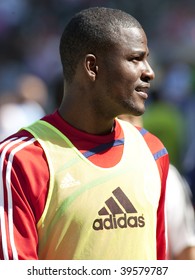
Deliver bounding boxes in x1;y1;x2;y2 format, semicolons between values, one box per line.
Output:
0;110;169;260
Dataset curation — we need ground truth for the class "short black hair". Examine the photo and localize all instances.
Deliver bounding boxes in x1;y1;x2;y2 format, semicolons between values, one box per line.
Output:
59;7;142;83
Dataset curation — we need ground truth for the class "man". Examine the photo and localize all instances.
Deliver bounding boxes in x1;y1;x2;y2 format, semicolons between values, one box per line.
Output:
0;7;169;260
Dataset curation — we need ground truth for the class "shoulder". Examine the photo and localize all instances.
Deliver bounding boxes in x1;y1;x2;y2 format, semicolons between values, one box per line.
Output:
0;129;40;159
135;126;169;181
135;126;168;159
0;111;57;156
0;129;46;187
116;119;168;161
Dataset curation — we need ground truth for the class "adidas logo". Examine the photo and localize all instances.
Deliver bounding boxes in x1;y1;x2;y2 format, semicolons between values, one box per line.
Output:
93;187;145;230
60;172;80;188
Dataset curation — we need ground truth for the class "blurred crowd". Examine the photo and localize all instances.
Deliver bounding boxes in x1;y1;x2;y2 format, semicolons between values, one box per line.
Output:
1;0;195;203
1;0;195;260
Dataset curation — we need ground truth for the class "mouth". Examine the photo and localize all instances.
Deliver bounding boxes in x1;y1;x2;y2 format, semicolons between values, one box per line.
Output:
135;86;149;99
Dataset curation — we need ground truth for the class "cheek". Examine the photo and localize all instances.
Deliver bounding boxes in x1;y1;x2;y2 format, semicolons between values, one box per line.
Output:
118;62;139;84
125;63;139;81
101;62;139;92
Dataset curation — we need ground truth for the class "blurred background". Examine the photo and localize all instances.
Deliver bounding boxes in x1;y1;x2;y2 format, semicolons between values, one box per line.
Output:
0;0;195;204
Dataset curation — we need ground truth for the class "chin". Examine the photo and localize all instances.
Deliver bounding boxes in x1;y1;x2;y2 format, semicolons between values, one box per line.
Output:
131;107;145;116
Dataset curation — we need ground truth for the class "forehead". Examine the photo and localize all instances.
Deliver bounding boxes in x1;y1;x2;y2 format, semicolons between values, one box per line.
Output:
113;27;148;53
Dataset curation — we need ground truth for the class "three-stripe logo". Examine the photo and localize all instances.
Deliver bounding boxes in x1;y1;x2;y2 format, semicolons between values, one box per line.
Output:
92;187;145;230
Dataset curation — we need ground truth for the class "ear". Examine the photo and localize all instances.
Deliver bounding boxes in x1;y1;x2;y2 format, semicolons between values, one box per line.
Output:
84;54;98;81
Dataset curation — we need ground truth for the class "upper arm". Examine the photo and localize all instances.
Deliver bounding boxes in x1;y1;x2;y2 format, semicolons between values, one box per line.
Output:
0;134;49;259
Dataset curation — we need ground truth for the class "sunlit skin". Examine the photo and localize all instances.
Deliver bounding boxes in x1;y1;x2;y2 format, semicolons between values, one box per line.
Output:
59;27;155;135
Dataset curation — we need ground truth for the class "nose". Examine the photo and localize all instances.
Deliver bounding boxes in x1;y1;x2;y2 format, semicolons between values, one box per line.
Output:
142;60;155;82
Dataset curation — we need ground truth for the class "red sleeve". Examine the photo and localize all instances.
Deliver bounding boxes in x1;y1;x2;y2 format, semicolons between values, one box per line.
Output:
140;128;169;260
156;155;169;260
0;131;49;260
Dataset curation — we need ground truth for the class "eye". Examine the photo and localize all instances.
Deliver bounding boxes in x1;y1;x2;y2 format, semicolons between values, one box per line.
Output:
132;56;141;61
128;55;142;62
128;51;147;62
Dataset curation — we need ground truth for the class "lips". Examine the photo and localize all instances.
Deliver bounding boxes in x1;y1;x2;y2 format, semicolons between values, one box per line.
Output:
135;86;149;99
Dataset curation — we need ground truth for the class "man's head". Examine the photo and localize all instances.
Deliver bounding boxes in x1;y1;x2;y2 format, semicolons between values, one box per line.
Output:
59;7;154;120
59;7;142;83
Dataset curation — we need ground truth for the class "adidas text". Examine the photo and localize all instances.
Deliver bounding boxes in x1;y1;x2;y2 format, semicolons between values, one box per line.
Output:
92;213;145;230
